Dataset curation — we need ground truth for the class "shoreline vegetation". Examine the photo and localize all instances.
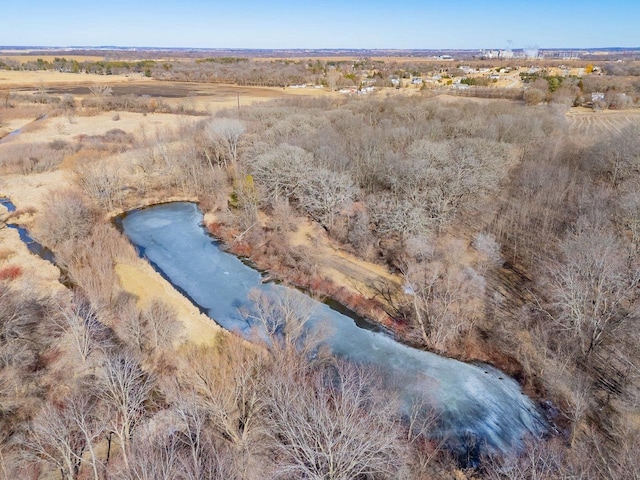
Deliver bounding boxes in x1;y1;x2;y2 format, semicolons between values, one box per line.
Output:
1;53;639;478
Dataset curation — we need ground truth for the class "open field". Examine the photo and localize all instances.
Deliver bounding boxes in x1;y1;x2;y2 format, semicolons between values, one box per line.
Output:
0;69;336;140
566;108;640;136
0;69;139;88
0;54;106;62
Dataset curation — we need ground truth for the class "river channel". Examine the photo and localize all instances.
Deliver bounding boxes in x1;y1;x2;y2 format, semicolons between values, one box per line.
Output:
120;202;547;458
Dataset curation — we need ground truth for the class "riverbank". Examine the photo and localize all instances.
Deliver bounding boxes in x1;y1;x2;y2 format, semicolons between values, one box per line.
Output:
120;202;547;457
202;207;533;384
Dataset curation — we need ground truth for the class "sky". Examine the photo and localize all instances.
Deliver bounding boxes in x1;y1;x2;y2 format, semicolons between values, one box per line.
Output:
2;0;639;50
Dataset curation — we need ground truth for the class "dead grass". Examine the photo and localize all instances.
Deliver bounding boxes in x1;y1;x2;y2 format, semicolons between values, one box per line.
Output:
0;225;65;296
0;69;141;89
115;262;223;346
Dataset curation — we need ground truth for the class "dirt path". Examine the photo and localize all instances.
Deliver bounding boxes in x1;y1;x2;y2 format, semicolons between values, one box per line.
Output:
289;219;401;298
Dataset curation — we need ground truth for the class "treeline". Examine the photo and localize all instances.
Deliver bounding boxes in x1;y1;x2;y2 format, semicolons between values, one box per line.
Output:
3;57;158;76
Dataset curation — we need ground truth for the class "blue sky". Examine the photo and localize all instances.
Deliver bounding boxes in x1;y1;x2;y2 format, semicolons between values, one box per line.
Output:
2;0;639;49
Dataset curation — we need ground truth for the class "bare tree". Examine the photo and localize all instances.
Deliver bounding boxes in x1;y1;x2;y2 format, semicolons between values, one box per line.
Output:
36;189;96;249
75;162;126;211
483;437;569;480
618;186;640;250
523;88;546;106
23;394;103;480
249;143;310;205
89;84;113;98
242;288;316;346
262;360;408;479
182;341;265;453
402;261;464;350
546;221;639;358
206;118;245;166
88;84;113;111
54;292;108;364
98;351;154;468
299;168;358;230
588;124;640;188
140;299;184;352
124;408;240;480
123;421;179;480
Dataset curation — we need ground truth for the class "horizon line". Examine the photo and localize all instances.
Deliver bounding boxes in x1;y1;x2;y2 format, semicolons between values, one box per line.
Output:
1;45;639;52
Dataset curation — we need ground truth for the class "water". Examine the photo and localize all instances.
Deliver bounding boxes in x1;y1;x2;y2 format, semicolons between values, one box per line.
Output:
0;198;55;263
120;202;546;457
0;114;47;144
0;128;21;144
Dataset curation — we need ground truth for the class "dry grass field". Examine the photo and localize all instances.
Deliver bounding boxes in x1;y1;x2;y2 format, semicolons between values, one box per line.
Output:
0;69;334;141
567;108;640;136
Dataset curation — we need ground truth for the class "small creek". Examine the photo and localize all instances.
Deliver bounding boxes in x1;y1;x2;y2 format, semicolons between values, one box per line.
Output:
0;114;48;144
0;198;55;263
119;202;547;459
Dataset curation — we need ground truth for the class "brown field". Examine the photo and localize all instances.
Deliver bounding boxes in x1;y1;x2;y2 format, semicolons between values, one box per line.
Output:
0;53;106;62
0;70;335;140
0;69;140;89
566;108;640;136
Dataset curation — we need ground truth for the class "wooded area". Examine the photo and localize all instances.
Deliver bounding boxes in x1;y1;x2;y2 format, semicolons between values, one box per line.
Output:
1;58;639;478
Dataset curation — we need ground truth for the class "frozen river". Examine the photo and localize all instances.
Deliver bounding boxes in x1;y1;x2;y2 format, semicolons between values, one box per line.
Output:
120;202;546;458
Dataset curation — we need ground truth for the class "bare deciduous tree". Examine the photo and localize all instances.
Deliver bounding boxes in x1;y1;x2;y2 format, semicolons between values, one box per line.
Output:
183;341;265;452
24;394;103;480
55;292;108;364
249;143;310;205
206;118;245;166
88;84;113;111
141;299;184;352
99;351;154;468
299;168;358;230
588;124;640;188
75;162;126;211
36;189;96;249
546;221;639;358
243;288;315;346
263;360;409;479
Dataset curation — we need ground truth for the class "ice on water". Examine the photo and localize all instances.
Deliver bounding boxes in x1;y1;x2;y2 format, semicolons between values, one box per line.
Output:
122;202;546;455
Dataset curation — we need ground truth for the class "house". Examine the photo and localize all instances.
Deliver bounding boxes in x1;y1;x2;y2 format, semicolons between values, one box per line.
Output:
411;77;423;85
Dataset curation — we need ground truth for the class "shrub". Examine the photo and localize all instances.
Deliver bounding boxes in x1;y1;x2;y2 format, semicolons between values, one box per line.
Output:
0;265;22;281
36;189;96;248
